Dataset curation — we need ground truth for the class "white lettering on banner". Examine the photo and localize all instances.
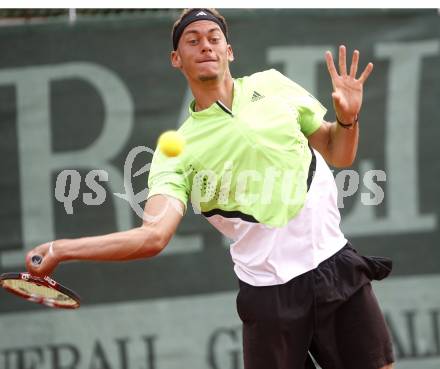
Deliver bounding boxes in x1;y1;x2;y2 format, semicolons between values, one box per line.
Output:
267;41;439;236
267;45;335;93
344;40;439;236
0;63;135;267
1;275;440;369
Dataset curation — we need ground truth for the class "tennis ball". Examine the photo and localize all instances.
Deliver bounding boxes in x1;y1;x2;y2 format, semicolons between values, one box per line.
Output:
157;130;185;157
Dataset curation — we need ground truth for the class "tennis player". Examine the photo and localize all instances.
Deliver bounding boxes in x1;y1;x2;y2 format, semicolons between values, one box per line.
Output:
27;9;394;369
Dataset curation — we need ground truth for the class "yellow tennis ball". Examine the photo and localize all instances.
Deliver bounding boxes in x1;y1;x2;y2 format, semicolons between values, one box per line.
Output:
158;130;185;157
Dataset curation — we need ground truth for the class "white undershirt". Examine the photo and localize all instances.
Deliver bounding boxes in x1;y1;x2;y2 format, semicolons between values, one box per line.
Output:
206;149;347;286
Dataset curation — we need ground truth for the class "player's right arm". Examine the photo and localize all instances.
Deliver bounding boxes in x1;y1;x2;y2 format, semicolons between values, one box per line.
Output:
25;194;184;277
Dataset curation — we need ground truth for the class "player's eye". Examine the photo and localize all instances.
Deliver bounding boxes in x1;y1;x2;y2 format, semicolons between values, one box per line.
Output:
211;37;220;43
188;39;198;45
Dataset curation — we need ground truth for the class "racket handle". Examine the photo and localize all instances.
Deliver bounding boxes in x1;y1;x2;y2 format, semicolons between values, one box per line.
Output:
31;255;43;266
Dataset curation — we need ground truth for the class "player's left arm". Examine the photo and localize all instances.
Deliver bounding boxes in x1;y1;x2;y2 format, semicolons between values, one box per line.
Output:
308;45;373;168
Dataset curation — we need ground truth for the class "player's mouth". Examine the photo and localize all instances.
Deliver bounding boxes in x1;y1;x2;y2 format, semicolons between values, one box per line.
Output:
197;58;218;63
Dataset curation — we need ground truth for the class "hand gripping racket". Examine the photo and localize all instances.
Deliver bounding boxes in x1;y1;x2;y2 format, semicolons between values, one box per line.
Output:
0;254;80;309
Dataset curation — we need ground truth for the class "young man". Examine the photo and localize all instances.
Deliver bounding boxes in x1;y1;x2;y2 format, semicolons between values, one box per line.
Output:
26;9;394;369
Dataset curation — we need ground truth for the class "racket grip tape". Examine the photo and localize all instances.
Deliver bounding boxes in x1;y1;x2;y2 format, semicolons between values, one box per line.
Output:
31;255;43;265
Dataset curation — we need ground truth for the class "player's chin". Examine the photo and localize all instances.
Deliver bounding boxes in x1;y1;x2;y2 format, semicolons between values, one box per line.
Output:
197;72;219;82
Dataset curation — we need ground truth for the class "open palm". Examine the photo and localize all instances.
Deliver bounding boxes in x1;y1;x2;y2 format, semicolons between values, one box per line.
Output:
325;45;374;124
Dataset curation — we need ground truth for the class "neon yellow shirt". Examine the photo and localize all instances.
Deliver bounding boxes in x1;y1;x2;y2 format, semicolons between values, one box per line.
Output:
147;69;326;227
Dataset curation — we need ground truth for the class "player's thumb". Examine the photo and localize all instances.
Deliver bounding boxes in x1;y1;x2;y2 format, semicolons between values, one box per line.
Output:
332;92;348;117
332;91;341;104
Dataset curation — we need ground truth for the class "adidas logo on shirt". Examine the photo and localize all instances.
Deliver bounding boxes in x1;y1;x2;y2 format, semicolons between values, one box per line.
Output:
251;91;264;102
196;11;207;16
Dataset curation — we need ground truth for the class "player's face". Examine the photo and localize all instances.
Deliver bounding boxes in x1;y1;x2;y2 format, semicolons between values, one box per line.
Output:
171;20;234;82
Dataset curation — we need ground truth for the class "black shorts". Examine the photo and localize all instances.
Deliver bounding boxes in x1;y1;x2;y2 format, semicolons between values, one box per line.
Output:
236;244;395;369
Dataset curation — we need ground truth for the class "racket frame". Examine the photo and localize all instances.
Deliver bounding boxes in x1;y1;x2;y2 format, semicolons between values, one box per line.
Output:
0;272;80;309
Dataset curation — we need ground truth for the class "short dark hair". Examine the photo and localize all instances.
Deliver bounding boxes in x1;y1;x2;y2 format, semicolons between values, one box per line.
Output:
171;8;229;49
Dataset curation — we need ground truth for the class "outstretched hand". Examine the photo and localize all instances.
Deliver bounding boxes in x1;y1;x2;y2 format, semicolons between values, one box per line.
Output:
325;45;373;124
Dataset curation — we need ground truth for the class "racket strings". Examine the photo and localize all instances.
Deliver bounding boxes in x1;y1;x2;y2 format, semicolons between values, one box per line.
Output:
3;279;76;306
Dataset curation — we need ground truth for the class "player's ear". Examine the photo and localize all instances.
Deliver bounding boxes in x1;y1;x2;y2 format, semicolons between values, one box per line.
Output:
227;44;234;62
171;50;182;69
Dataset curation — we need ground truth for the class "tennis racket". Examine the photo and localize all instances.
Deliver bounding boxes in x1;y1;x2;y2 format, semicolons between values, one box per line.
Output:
0;255;80;309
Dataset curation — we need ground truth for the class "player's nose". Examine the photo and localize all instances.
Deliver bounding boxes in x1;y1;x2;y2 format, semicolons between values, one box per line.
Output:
199;37;213;52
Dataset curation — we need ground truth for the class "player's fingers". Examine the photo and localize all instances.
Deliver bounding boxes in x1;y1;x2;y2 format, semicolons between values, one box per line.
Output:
358;62;374;83
25;243;51;273
339;45;347;76
26;253;40;274
27;255;55;277
325;51;338;80
350;50;359;78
